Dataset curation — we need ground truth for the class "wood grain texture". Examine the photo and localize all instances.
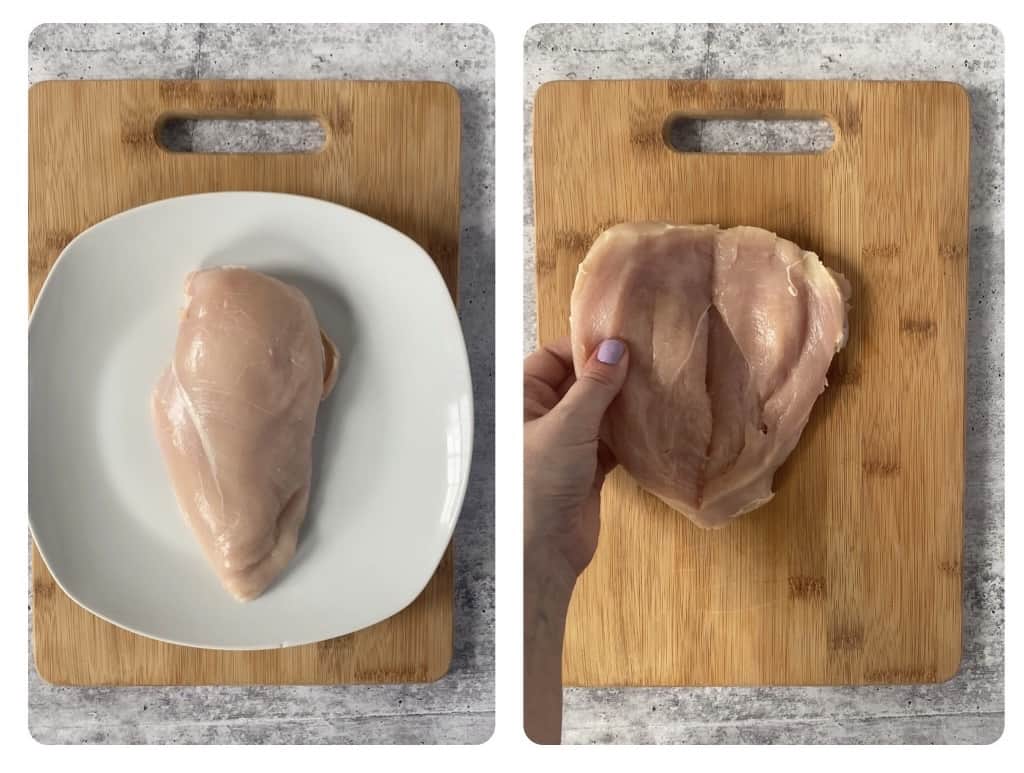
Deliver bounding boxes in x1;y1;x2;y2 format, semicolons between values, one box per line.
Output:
532;80;968;686
29;79;460;686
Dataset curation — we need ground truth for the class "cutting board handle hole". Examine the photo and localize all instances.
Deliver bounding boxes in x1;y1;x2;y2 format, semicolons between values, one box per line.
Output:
663;116;835;154
158;118;326;154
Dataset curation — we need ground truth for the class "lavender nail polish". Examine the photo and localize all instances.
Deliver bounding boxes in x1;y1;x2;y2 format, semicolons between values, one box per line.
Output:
597;339;625;365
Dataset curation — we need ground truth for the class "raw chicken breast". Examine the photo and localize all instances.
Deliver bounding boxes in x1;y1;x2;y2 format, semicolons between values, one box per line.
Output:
570;223;850;528
152;267;340;600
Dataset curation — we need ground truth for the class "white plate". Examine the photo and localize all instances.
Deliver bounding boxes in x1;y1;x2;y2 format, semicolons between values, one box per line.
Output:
28;192;473;650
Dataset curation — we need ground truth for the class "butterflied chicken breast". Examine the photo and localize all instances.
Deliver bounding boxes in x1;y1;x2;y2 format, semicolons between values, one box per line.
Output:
570;223;849;528
152;267;340;601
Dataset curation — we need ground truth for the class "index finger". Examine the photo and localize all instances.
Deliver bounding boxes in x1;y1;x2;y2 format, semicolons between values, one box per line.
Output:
524;335;575;391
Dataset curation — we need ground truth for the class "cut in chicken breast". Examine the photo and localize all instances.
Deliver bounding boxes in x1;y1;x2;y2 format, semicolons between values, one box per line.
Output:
152;267;339;600
570;223;850;528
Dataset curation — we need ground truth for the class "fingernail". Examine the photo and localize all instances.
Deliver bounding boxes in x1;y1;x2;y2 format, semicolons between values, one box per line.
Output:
596;339;625;365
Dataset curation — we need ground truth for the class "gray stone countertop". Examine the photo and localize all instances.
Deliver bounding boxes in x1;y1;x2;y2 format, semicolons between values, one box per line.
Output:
524;23;1004;745
28;23;494;745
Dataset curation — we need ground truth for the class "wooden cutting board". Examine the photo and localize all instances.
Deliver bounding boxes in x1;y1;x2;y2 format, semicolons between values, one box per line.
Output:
533;80;968;686
29;79;460;685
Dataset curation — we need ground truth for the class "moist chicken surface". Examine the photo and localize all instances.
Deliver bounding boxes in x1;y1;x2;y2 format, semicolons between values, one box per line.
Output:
152;267;339;600
570;223;850;528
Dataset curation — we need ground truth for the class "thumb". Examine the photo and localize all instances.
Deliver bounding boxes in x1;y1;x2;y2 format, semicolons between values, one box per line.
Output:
554;338;629;440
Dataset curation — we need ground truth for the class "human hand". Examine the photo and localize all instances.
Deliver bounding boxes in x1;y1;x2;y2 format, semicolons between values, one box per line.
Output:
523;335;629;577
522;334;629;745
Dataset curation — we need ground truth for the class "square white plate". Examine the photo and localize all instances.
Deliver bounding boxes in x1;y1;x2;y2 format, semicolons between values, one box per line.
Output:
28;192;472;650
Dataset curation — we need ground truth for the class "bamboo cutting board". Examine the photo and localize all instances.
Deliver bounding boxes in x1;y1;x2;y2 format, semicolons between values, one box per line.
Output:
29;79;460;685
533;80;968;686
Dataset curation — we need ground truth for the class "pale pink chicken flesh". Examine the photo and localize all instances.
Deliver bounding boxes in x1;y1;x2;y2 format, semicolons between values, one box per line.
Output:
151;267;340;601
570;224;850;528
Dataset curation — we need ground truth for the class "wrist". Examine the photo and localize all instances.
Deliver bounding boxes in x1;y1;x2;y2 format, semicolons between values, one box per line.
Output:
524;543;577;606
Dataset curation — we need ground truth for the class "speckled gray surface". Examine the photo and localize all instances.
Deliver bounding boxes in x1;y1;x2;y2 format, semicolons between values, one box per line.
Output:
28;23;494;745
524;24;1004;745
